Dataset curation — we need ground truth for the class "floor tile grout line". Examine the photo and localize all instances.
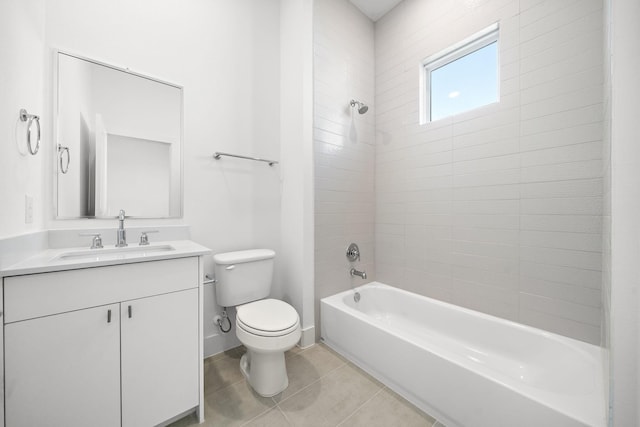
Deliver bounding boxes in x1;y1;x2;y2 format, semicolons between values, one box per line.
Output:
274;403;295;426
203;374;247;399
237;403;278;427
270;356;349;407
271;374;322;407
335;385;386;427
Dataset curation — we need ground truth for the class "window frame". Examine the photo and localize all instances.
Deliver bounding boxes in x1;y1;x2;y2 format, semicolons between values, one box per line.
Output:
420;23;500;124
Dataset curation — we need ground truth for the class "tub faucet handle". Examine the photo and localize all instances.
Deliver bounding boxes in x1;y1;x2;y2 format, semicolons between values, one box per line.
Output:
346;243;360;262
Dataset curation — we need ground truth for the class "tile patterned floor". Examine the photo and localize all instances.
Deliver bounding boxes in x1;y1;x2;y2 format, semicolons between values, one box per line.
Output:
169;343;446;427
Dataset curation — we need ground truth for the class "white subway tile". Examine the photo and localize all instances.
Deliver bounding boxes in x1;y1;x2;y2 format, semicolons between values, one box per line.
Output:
520;159;602;183
520;104;603;136
520;141;602;167
404;188;453;202
453;214;520;230
453;108;520;137
520;260;601;289
405;174;453;191
519;308;600;344
521;196;602;215
520;85;603;121
403;270;454;302
453;227;519;245
520;230;602;252
521;0;601;39
520;28;602;75
520;245;601;271
519;0;578;27
405;162;453;179
521;66;603;105
451;243;520;274
453;287;519;322
454;169;520;187
454;199;520;215
520;8;603;58
453;239;519;260
453;184;520;201
405;200;452;215
521;178;603;199
453;265;519;290
454;153;520;175
520;276;602;308
520;293;601;326
520;122;602;152
453;123;519;149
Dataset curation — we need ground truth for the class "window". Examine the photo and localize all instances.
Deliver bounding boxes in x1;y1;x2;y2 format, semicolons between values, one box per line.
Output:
421;24;499;123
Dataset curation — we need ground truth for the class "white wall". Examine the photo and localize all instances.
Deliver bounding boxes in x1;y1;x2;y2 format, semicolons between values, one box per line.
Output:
374;0;604;344
313;0;376;339
279;0;315;346
608;0;640;423
0;0;46;238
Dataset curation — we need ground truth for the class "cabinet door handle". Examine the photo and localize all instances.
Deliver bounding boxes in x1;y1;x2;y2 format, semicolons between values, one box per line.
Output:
107;309;112;323
128;305;132;318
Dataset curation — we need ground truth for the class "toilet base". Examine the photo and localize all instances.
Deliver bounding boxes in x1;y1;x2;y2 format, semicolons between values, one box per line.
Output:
240;351;289;397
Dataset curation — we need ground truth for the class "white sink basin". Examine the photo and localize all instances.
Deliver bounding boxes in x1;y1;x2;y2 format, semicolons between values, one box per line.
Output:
53;244;176;261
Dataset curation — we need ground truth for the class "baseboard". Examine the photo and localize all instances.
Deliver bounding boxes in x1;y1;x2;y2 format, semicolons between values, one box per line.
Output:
299;325;315;348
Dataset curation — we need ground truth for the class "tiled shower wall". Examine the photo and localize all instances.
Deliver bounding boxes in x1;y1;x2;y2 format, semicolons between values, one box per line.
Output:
375;0;604;344
313;0;375;337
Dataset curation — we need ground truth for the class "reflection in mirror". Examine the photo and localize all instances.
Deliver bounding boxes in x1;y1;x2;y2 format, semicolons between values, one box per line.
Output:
55;51;183;218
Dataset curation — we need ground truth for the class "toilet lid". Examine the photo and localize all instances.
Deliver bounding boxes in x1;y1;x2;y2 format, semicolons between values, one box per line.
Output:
237;299;300;337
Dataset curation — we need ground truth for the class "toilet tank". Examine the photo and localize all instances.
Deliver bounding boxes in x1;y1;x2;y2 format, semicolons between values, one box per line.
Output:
213;249;275;307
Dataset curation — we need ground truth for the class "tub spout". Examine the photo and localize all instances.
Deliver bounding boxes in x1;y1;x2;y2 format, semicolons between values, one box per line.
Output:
350;267;367;280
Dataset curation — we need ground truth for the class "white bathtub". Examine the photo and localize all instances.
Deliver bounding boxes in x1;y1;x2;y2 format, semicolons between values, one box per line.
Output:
321;282;606;427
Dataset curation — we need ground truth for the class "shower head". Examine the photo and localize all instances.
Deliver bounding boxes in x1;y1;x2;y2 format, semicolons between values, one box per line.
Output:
350;99;368;114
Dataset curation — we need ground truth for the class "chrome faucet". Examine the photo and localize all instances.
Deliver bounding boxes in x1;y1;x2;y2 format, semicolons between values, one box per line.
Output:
350;267;367;280
116;209;127;247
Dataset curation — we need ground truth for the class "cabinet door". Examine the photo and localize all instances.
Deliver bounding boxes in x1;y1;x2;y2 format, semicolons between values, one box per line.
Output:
121;289;199;427
5;304;121;427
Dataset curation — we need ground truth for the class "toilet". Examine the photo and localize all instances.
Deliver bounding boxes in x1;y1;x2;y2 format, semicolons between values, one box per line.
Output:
213;249;301;397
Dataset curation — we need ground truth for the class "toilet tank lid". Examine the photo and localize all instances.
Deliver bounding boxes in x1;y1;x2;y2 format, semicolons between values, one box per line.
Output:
213;249;275;265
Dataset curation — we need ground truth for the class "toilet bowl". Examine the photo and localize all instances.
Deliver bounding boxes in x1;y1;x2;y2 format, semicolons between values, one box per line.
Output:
235;299;301;396
213;249;301;397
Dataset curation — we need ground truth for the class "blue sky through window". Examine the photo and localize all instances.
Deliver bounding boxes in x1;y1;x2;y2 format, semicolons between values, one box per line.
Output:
430;41;498;121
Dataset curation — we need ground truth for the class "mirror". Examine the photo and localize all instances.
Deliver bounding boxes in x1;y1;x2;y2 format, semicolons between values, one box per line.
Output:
55;51;183;218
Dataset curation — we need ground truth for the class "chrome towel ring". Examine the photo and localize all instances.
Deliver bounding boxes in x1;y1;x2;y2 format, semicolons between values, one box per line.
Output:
58;144;70;174
19;108;40;155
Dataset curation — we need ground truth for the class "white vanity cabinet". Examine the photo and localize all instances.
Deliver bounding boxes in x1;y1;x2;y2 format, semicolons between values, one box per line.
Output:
5;302;122;427
121;288;198;427
2;256;203;427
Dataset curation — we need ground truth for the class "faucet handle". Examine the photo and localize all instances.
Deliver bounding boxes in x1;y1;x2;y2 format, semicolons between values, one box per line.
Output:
139;230;159;246
346;243;360;262
79;233;103;249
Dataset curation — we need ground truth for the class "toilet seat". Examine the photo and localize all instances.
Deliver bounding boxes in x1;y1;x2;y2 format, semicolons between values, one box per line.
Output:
237;299;300;337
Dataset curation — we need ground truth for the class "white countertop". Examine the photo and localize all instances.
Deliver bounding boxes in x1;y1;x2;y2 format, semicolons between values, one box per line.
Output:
1;240;211;276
